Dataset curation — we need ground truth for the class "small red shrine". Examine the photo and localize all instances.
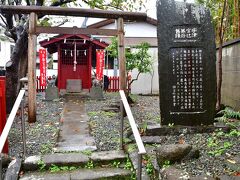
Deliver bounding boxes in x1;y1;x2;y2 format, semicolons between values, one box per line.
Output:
40;34;108;92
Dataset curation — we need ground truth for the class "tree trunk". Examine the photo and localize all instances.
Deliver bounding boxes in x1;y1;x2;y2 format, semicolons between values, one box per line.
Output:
216;0;227;111
6;29;28;113
216;44;223;111
238;0;240;36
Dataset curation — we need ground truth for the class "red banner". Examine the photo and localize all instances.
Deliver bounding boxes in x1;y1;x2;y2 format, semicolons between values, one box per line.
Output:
39;49;47;87
96;50;105;80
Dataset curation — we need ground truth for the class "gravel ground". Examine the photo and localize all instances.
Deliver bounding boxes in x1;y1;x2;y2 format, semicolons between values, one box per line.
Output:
8;92;64;158
85;92;240;178
6;92;239;178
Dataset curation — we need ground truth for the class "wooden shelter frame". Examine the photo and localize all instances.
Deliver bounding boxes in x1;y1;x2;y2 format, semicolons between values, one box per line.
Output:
0;5;147;123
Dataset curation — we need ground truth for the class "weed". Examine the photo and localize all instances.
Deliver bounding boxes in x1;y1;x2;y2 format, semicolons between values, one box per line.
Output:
216;130;225;137
40;141;54;154
124;158;136;179
87;111;98;117
168;123;174;128
81;150;92;156
228;129;240;137
123;138;132;143
208;148;225;156
69;166;77;171
37;160;46;171
85;160;94;169
139;121;148;134
207;137;219;147
129;94;138;102
127;144;137;153
223;142;233;149
112;160;121;168
49;164;61;173
60;166;69;171
101;111;116;117
124;158;134;171
208;141;233;156
218;107;240;120
162;160;171;168
146;160;154;175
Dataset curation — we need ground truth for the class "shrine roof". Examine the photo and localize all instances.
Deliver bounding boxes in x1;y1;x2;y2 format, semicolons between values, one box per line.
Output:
39;34;108;54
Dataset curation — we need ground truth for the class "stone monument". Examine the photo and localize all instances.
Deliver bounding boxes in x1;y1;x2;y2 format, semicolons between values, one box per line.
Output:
45;77;59;101
157;0;216;125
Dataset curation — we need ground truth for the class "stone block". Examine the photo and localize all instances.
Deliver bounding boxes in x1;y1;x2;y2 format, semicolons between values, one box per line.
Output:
23;155;41;171
89;86;103;99
66;79;82;93
45;86;59;101
155;144;192;166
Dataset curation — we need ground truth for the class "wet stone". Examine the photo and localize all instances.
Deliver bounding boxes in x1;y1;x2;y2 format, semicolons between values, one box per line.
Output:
42;153;89;167
90;150;126;162
141;136;166;144
155;144;192;166
160;167;190;180
23;155;41;171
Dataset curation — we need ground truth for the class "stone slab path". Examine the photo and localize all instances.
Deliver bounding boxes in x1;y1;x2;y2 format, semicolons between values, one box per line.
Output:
55;95;97;152
20;168;131;180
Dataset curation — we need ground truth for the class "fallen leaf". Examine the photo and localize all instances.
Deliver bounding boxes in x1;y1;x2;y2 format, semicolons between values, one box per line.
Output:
227;159;236;164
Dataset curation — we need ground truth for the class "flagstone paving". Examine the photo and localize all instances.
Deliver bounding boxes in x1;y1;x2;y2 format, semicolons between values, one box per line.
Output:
55;95;97;152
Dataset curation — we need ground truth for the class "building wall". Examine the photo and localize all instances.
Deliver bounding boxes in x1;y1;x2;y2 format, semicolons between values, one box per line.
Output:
101;22;157;38
217;40;240;110
92;21;159;94
0;41;14;69
131;48;159;94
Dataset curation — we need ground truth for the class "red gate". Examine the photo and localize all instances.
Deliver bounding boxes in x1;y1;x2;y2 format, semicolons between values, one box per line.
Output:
0;76;8;153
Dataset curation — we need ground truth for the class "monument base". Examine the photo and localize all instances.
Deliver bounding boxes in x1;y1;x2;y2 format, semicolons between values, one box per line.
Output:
145;123;231;136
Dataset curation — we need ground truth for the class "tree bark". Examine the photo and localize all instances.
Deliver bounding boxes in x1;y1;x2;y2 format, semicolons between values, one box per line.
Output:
6;29;28;113
216;0;227;111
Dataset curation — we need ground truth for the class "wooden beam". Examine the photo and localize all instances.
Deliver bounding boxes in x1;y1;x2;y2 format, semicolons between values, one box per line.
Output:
36;26;118;36
28;12;37;123
0;5;147;21
117;18;126;92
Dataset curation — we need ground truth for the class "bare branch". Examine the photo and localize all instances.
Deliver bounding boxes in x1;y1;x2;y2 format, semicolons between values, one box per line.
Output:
129;71;141;86
0;14;8;26
0;22;7;29
56;18;69;27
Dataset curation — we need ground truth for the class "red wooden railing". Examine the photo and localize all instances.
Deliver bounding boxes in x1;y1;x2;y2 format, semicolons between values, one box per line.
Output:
0;76;8;153
107;76;131;92
36;76;52;92
36;76;131;92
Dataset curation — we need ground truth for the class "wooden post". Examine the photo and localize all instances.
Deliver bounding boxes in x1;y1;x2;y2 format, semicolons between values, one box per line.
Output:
28;12;37;123
117;18;126;91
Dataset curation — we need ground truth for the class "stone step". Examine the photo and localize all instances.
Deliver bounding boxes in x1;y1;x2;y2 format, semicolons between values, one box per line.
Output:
54;145;97;152
20;167;131;180
23;150;127;171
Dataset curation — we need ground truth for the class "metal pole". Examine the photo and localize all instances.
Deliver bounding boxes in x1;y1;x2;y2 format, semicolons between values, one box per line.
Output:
120;100;124;150
0;155;2;180
137;153;142;180
21;99;26;159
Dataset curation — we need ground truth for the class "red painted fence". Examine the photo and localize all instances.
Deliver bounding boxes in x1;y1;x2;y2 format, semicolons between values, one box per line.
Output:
107;76;131;92
36;76;52;92
36;76;131;92
0;76;8;153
